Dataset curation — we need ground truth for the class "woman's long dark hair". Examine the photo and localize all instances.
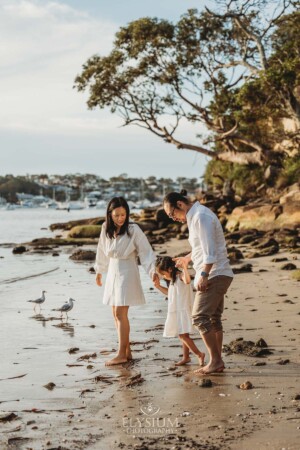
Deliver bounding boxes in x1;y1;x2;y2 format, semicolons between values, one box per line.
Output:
163;189;189;208
105;197;131;239
155;256;180;285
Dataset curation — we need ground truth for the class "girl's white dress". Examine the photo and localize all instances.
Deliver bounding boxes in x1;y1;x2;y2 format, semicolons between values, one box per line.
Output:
94;222;155;306
163;276;194;337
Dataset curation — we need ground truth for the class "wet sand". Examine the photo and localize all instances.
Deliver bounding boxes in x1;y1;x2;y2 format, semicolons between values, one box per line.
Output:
0;238;299;450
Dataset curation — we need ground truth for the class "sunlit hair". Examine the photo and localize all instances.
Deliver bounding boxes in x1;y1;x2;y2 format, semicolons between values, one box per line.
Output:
163;189;189;208
155;256;180;285
105;197;130;239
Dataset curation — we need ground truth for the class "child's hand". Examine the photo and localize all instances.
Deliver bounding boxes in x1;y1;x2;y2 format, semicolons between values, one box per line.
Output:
96;273;102;287
153;278;161;288
152;273;159;283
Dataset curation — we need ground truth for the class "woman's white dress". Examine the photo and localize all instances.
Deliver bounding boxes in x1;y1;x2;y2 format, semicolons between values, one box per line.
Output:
94;223;156;306
163;276;194;337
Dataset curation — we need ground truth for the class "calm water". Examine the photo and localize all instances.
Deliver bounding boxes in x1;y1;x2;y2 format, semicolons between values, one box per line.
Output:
0;208;105;244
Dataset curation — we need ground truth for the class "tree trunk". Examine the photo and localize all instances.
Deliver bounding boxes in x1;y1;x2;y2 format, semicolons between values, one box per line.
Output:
164;131;265;166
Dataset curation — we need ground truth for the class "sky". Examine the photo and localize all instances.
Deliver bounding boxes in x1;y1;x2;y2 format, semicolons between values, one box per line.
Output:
0;0;214;179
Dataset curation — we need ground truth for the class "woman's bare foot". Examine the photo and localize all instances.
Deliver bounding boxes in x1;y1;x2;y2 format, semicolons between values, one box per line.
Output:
126;349;133;360
194;362;225;375
175;357;191;366
105;355;128;366
197;352;205;367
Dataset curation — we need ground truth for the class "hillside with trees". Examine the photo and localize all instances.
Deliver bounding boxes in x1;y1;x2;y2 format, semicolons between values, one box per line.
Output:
75;0;299;198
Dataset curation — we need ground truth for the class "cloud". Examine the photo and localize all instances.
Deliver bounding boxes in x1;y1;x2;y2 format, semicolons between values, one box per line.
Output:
0;0;117;134
0;0;209;180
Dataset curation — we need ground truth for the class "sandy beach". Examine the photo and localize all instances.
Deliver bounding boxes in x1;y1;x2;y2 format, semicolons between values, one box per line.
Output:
0;217;299;450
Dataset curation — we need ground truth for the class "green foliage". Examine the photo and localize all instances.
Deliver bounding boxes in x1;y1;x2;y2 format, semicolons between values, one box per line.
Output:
75;1;299;192
0;176;40;202
204;159;265;197
276;154;300;188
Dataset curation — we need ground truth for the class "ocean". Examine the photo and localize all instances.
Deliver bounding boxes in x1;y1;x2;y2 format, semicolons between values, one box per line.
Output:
0;208;105;244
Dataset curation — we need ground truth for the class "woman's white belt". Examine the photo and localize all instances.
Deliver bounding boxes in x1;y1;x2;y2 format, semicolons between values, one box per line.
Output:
110;255;136;261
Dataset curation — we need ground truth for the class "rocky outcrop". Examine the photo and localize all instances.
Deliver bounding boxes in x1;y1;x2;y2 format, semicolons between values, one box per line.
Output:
135;220;157;232
279;183;300;205
68;225;102;239
226;183;300;231
12;245;27;254
226;204;283;231
50;217;105;231
27;237;97;246
69;250;96;261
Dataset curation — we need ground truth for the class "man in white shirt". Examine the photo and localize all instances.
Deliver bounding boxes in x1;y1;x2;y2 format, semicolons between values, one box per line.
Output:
164;190;233;374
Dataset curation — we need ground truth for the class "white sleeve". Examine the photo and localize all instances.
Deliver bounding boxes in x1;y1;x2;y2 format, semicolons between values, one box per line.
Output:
94;224;110;274
195;214;217;265
133;225;156;278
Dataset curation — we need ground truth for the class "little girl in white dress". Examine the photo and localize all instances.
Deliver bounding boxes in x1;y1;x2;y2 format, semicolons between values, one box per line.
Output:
154;256;205;367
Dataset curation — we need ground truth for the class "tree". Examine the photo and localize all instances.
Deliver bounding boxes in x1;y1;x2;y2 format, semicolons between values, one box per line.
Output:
75;0;299;168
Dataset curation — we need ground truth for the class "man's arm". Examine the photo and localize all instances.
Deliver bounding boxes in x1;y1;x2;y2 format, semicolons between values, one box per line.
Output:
196;214;216;292
197;263;213;292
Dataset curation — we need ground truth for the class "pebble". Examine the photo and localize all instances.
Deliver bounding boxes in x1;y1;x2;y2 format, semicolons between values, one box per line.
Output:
199;378;212;388
239;381;253;390
43;382;56;390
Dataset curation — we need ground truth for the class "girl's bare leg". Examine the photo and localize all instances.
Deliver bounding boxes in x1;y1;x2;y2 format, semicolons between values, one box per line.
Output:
179;333;205;366
106;306;130;366
175;341;191;366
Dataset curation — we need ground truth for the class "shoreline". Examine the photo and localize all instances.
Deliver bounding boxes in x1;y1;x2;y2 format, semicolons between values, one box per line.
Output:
1;230;299;449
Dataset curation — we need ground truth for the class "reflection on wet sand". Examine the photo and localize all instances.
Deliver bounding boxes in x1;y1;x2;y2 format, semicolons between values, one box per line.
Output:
30;313;75;336
52;321;75;337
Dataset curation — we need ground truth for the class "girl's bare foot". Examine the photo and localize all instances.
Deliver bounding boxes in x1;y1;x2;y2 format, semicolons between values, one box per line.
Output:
197;352;205;366
175;357;191;366
105;355;128;366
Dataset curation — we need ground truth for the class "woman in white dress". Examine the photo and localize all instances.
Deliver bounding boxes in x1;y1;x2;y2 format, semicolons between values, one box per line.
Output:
153;256;205;367
95;197;156;366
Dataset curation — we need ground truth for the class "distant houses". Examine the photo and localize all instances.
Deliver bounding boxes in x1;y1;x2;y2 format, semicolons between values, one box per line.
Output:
0;173;202;205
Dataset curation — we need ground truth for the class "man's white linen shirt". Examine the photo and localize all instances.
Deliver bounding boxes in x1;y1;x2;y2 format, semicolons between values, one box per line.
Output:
186;202;233;288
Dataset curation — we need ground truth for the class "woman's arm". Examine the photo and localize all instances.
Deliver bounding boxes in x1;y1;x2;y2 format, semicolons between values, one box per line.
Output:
133;225;156;278
94;224;109;278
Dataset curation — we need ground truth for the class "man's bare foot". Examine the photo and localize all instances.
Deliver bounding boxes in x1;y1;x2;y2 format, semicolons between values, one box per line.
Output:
175;357;191;366
105;355;128;366
197;352;205;366
194;362;225;375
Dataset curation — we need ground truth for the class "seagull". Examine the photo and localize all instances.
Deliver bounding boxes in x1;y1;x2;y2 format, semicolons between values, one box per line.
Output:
27;290;46;312
56;298;75;320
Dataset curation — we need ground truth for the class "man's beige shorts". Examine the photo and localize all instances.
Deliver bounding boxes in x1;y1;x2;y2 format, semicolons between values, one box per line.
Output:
192;275;233;334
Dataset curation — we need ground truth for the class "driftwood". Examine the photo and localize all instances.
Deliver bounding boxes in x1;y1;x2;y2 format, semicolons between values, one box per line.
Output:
0;374;27;381
0;267;59;284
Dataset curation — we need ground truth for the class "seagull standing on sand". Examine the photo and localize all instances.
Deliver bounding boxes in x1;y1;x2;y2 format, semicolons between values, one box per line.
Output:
27;290;46;312
56;298;75;320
